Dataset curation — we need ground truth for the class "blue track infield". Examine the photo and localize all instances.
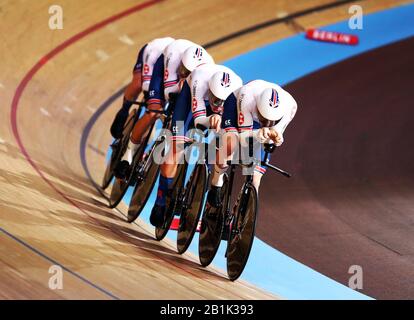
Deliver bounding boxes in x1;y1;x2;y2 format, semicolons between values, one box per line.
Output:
110;4;414;299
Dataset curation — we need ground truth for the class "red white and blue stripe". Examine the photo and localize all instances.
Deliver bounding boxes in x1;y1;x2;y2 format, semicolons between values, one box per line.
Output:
224;127;238;133
269;88;279;108
238;125;253;132
254;165;267;175
194;47;203;59
147;98;162;105
170;135;193;142
193;109;206;119
220;72;231;88
164;79;179;88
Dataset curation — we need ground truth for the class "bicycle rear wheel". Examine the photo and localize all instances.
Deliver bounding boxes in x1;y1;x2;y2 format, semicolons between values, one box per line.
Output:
226;183;258;281
108;144;144;208
176;163;208;254
101;143;118;190
198;174;229;267
102;108;138;191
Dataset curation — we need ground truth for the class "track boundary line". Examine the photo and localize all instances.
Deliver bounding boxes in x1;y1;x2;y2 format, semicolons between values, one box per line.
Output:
8;0;164;300
8;0;366;300
79;0;370;298
0;227;119;299
203;0;364;48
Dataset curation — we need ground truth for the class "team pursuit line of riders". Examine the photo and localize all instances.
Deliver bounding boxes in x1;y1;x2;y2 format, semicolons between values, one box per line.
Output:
103;37;297;280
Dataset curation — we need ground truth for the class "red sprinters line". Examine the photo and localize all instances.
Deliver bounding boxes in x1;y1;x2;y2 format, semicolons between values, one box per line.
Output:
9;0;243;294
10;0;163;210
7;0;162;297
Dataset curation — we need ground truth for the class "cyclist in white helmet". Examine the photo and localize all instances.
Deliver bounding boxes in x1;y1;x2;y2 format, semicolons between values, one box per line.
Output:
110;37;174;139
207;79;298;207
150;64;243;227
114;41;214;178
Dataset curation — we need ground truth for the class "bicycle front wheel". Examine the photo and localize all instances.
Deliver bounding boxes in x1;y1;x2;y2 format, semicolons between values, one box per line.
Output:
127;151;160;223
102;108;140;190
198;174;228;267
226;183;258;281
177;163;208;254
101;145;117;190
155;162;187;241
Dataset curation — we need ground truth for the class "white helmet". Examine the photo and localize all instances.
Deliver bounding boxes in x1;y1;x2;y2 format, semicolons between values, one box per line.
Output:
181;45;214;72
256;87;284;121
208;70;243;101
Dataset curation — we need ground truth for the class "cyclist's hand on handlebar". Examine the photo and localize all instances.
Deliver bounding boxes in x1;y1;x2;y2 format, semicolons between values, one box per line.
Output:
209;114;222;133
267;129;282;145
258;128;282;145
257;127;271;142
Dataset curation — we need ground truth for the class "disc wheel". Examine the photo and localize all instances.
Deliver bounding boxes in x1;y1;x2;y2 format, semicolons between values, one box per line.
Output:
198;174;229;267
101;143;118;190
108;148;141;208
102;108;138;191
127;145;161;222
176;163;208;254
155;162;187;241
226;183;258;281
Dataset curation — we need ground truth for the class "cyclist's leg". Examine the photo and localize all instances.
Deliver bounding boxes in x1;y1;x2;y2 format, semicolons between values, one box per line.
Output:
211;93;239;187
154;81;192;208
122;54;165;164
110;44;147;139
208;94;239;206
149;82;191;227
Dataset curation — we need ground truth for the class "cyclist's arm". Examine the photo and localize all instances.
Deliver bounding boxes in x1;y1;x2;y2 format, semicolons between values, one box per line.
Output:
163;52;180;101
141;48;154;93
238;99;254;148
174;79;191;111
271;98;297;146
191;79;210;128
222;94;238;133
147;54;165;109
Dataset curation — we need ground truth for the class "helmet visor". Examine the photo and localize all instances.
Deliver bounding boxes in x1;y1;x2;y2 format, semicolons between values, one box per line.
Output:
178;62;191;79
208;90;225;109
257;110;279;128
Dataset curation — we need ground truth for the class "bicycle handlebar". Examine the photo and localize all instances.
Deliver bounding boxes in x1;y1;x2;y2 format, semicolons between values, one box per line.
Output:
224;142;291;178
261;161;291;178
262;143;291;178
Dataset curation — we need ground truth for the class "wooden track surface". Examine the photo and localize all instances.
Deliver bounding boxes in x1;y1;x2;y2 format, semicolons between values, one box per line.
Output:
0;0;408;299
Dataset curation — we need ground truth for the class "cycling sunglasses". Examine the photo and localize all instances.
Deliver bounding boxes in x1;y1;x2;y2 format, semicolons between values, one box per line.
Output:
208;90;225;108
257;111;280;128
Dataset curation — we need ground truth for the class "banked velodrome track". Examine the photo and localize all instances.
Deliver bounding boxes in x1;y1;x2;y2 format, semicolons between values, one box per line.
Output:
0;0;410;299
259;37;414;299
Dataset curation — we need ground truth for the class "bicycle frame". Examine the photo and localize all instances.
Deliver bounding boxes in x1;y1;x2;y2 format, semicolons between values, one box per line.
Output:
131;98;176;179
223;144;290;235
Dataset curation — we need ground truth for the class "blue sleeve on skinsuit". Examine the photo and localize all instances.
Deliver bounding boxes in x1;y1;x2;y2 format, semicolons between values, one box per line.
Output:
147;54;165;105
171;81;192;135
133;43;148;73
222;93;238;131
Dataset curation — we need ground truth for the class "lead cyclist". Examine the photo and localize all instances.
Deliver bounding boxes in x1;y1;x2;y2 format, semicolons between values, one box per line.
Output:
207;79;298;207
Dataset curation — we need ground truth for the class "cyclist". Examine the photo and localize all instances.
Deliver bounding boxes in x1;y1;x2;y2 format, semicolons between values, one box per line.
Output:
109;37;175;140
207;79;298;207
114;41;214;178
150;64;243;227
